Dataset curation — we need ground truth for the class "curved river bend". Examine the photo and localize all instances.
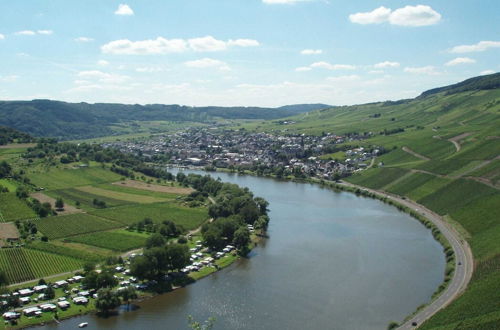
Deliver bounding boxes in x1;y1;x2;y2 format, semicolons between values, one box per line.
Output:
41;171;444;330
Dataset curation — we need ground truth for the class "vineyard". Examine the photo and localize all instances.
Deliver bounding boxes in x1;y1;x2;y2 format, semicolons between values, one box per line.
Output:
0;192;36;222
90;202;209;230
26;241;104;263
47;187;131;211
0;248;83;284
37;213;122;239
68;230;148;252
27;166;122;190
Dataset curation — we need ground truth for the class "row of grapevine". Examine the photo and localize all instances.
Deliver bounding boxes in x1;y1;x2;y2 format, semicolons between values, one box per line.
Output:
0;249;35;283
37;213;122;239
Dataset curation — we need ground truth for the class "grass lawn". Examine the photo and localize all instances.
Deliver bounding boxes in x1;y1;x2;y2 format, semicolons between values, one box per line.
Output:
90;202;209;231
37;213;122;239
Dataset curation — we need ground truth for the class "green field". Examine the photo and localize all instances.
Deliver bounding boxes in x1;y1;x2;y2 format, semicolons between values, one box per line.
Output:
37;213;122;239
76;185;169;203
68;230;148;252
26;241;105;263
0;192;36;222
0;248;83;284
90;202;209;230
47;187;132;211
96;182;179;199
385;172;436;196
0;178;18;192
28;166;122;190
345;167;410;190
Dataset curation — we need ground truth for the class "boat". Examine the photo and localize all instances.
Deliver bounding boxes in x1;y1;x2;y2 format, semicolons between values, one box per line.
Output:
78;322;88;328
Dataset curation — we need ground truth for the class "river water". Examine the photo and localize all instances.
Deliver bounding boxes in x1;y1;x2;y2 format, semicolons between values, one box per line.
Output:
41;170;444;330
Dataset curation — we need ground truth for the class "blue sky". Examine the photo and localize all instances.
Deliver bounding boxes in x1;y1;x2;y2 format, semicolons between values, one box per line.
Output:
0;0;499;107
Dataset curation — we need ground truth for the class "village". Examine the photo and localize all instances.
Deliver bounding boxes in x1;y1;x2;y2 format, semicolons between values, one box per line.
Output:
103;127;384;179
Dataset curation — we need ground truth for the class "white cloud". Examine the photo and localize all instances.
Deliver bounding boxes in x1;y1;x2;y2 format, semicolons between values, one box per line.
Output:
0;34;4;40
37;30;53;35
349;6;391;24
101;37;188;55
326;75;360;83
310;61;356;70
188;36;228;52
445;57;476;66
262;0;311;4
368;70;384;74
75;37;94;42
374;61;400;68
404;65;440;75
184;58;230;71
135;66;165;73
227;39;260;47
389;5;441;27
480;70;495;75
0;75;19;82
101;36;259;54
450;41;500;53
295;66;312;72
115;4;134;16
15;30;36;36
97;60;109;66
349;5;441;27
301;49;323;55
77;70;130;84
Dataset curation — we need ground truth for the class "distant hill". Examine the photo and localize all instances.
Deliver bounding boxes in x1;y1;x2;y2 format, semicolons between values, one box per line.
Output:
0;101;329;140
420;72;500;97
0;125;35;145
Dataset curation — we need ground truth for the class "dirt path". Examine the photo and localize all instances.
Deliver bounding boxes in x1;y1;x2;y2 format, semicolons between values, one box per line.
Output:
448;132;471;153
112;180;194;195
30;192;83;215
402;147;430;161
0;143;36;149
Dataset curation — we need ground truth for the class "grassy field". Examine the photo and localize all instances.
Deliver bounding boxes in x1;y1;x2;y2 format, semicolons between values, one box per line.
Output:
96;182;179;199
0;248;83;283
27;166;122;190
76;185;169;203
68;230;148;252
0;192;36;222
26;241;105;263
345;167;410;190
36;213;122;239
0;178;18;191
90;202;209;230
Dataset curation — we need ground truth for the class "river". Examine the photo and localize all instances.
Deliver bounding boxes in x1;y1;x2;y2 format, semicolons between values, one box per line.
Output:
41;170;445;330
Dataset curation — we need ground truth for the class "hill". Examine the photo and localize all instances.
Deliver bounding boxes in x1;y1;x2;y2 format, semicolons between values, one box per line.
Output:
243;73;500;328
0;100;329;140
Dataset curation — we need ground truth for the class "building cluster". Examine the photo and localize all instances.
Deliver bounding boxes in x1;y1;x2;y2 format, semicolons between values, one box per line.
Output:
103;127;381;179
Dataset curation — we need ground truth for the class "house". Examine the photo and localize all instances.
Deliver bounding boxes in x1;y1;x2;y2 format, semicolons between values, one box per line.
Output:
33;285;48;293
19;297;31;304
73;296;88;305
53;280;68;288
18;288;34;296
40;303;57;312
57;301;70;309
2;311;21;320
23;307;41;316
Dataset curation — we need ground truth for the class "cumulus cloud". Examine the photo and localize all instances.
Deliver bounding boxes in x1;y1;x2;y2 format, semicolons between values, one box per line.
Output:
349;5;441;27
450;41;500;53
295;66;312;72
184;58;230;71
404;65;440;75
310;61;356;70
37;30;53;35
115;4;134;16
374;61;400;68
97;60;109;66
101;36;259;55
301;49;323;55
75;37;94;42
0;34;4;40
135;66;165;73
445;57;476;66
480;70;495;75
77;70;130;84
326;75;360;83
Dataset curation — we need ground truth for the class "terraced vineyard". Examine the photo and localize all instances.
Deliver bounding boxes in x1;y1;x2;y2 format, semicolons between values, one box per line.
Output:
0;248;83;283
0;192;36;222
37;213;122;239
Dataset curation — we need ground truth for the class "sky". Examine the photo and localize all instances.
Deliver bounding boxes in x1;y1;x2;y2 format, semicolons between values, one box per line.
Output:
0;0;499;107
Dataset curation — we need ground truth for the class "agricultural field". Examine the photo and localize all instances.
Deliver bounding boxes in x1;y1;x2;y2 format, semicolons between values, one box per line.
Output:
27;166;122;190
376;148;423;167
385;172;436;197
97;182;179;199
76;185;170;203
90;202;208;230
67;230;148;252
469;159;500;185
0;192;36;222
405;176;451;201
36;213;122;239
0;248;83;284
0;178;18;192
26;241;105;263
47;187;132;211
345;167;410;190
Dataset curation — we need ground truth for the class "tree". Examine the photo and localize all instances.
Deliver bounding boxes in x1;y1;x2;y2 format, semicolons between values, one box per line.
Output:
95;288;121;315
118;286;137;311
130;255;157;280
83;261;96;273
165;244;190;271
254;197;269;215
233;227;251;256
187;315;216;330
44;285;55;300
239;203;259;225
202;225;225;251
145;233;166;249
55;197;64;210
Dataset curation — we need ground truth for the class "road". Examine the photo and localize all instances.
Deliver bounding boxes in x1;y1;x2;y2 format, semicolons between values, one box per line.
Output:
338;181;473;329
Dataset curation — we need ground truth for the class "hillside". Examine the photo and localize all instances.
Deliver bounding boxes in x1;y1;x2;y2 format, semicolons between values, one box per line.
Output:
0;100;329;140
244;73;500;328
